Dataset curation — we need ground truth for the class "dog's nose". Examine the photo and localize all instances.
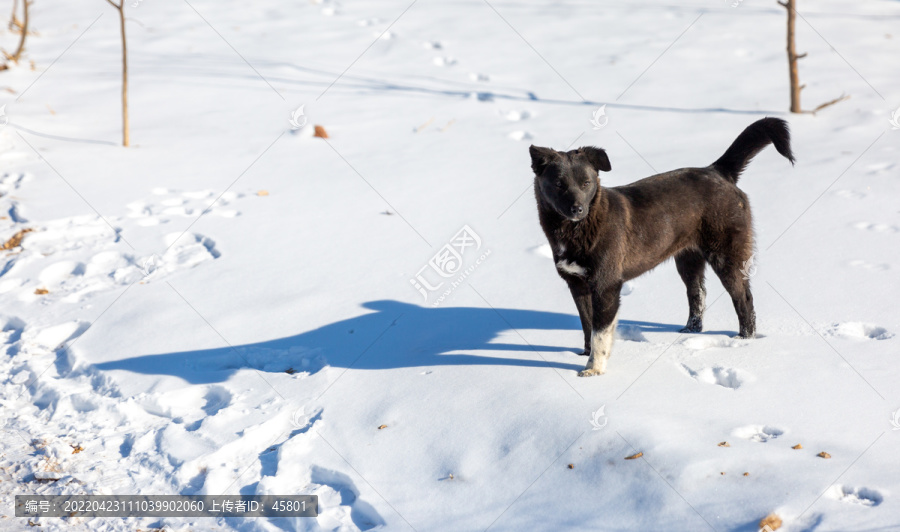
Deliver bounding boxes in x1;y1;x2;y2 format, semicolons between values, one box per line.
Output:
571;205;584;216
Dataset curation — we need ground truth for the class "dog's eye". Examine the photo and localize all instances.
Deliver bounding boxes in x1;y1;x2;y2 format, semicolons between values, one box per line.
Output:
555;180;564;188
581;180;590;188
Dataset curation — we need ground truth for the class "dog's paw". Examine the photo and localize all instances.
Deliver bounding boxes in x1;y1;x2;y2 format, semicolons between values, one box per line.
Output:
576;349;591;357
680;325;702;333
577;368;605;377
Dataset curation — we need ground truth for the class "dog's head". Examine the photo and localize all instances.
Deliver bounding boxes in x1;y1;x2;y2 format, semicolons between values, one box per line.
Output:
529;145;611;222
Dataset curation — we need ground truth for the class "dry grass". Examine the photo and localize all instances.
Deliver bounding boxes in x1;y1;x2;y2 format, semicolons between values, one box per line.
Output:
0;227;32;250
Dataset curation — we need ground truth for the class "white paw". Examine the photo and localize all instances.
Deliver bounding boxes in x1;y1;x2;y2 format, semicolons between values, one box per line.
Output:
578;368;605;377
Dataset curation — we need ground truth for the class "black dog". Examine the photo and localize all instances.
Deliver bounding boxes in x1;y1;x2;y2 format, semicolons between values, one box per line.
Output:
530;118;794;376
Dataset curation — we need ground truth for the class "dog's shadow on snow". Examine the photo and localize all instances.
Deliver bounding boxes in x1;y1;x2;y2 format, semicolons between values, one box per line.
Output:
94;300;685;385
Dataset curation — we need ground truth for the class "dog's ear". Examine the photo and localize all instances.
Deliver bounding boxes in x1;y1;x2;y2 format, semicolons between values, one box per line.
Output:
529;145;558;176
578;146;612;173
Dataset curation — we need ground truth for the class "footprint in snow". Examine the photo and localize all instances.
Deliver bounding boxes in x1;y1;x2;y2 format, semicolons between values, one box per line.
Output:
358;18;382;27
864;161;895;174
825;322;893;341
502;110;531;121
310;466;386;531
732;425;784;443
852;221;899;233
509;131;533;141
834;189;866;200
16;320;90;356
680;364;747;389
0;172;28;198
128;189;241;226
201;385;233;417
433;56;456;67
848;260;889;271
827;485;883;506
681;336;748;350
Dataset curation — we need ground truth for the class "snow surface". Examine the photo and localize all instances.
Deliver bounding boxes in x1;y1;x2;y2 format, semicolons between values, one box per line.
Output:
1;0;899;530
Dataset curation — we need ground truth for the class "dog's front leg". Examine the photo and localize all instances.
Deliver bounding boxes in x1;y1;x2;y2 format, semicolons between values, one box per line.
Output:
578;283;622;377
564;277;593;356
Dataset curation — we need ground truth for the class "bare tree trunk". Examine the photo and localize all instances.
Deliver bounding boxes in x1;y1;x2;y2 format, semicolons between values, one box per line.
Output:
780;0;805;113
106;0;129;146
777;0;847;114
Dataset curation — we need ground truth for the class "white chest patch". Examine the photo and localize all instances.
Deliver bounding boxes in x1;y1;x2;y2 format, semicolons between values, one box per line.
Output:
556;260;586;277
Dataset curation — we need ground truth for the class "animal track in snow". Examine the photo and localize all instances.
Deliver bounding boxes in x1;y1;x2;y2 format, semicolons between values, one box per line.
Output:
201;386;233;417
138;384;234;428
827;485;883;506
681;336;747;350
834;189;866;200
0;316;25;348
502;110;531;121
433;56;456;67
0;172;28;196
509;131;533;141
16;320;90;357
732;425;784;442
2;230;220;303
864;161;895;175
825;322;893;341
852;221;899;233
153;232;221;273
358;17;383;27
849;259;889;271
679;364;747;389
308;0;339;16
127;189;241;226
311;466;386;530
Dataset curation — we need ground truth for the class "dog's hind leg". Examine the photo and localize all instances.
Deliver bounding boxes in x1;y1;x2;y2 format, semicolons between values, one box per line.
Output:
675;249;706;333
708;255;756;338
578;284;621;377
565;278;593;356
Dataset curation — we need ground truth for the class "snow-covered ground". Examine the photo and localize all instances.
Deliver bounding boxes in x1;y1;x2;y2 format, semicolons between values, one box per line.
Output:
1;0;899;530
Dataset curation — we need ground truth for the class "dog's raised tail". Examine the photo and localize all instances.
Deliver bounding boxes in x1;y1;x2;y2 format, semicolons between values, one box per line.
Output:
712;117;794;183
